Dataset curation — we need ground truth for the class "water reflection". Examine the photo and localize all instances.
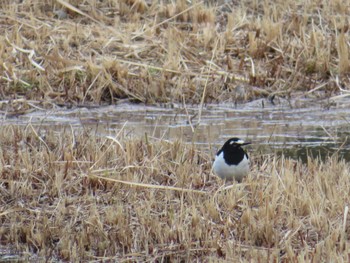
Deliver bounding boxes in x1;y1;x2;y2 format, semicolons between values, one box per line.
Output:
2;98;349;162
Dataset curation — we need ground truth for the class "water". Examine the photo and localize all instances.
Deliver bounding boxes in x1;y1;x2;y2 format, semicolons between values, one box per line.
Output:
1;97;350;260
2;98;350;162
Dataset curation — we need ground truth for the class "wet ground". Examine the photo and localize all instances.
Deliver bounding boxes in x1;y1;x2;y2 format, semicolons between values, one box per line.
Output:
1;97;350;260
2;97;350;162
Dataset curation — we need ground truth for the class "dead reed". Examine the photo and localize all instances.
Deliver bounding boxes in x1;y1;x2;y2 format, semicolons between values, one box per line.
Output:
0;125;349;261
1;0;350;107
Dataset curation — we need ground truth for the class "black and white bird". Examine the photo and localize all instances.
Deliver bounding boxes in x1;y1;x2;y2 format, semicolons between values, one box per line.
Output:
213;138;251;183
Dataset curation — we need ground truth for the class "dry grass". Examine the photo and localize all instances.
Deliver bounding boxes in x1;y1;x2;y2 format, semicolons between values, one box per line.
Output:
1;125;350;261
1;0;350;106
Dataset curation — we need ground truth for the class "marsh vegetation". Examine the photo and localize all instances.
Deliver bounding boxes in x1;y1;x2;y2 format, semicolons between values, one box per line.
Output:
1;0;350;261
1;0;350;108
1;126;350;261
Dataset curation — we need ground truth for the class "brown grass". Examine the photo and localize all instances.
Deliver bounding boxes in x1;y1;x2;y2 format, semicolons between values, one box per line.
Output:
1;125;350;261
1;0;350;106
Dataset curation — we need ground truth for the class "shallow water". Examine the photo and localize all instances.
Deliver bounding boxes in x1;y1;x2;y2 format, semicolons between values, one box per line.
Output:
2;97;350;162
0;99;349;261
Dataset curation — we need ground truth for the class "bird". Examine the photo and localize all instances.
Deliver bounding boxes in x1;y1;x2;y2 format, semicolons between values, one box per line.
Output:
213;138;251;183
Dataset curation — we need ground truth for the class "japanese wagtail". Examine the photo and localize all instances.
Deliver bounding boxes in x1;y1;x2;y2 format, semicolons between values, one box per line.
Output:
213;138;251;182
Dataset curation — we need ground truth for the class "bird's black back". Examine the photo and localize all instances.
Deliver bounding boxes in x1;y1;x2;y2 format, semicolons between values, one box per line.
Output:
217;139;249;165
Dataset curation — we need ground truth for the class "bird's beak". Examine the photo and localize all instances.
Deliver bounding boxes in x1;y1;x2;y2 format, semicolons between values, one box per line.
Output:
241;142;251;146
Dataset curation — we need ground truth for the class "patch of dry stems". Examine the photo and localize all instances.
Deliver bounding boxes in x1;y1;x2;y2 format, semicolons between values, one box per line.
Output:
1;0;350;107
0;125;350;261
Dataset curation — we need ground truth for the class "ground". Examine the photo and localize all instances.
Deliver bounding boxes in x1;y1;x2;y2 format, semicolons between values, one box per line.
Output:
1;0;350;261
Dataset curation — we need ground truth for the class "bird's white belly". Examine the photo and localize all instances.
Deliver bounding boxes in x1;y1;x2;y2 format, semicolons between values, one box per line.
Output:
213;152;250;182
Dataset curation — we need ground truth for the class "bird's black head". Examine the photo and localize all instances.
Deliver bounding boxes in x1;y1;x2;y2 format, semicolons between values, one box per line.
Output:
218;137;251;165
223;138;251;148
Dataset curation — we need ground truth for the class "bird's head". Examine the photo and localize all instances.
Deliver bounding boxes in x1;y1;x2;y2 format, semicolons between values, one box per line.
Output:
225;137;251;148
